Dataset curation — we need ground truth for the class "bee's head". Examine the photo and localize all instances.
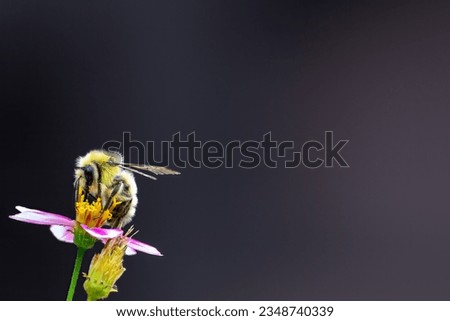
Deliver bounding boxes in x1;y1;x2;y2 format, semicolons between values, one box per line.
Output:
82;164;97;187
75;163;99;189
74;150;123;190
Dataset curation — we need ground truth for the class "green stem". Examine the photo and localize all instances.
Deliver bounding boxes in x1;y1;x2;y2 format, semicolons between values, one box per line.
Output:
66;247;86;301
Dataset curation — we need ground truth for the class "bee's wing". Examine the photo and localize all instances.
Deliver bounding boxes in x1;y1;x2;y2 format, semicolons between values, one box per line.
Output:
125;164;180;175
118;163;180;180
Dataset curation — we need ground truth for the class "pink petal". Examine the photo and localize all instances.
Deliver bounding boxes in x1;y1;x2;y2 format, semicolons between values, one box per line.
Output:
125;247;137;256
10;206;74;226
80;224;123;240
50;225;74;243
127;238;162;256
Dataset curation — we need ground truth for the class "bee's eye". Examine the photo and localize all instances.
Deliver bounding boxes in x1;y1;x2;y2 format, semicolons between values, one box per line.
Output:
84;165;94;186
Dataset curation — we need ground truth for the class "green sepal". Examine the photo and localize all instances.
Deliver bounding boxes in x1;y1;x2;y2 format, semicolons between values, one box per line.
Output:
73;222;97;249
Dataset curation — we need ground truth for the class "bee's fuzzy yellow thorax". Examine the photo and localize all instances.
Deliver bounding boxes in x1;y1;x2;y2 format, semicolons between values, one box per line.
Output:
77;150;123;187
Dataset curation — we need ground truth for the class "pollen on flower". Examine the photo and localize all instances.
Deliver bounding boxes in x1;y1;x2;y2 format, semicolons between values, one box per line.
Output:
75;187;120;228
83;236;128;301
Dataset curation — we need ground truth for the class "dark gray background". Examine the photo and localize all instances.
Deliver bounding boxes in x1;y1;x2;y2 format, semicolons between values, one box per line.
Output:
1;0;450;300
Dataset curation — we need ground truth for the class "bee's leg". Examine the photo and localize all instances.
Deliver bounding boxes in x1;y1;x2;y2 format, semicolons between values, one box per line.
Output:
74;177;80;204
111;200;132;228
102;182;123;211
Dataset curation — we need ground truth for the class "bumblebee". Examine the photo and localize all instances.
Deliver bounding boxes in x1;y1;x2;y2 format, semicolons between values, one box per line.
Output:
74;149;179;227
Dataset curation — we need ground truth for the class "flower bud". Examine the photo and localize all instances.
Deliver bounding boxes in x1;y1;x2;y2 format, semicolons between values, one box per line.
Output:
83;236;128;301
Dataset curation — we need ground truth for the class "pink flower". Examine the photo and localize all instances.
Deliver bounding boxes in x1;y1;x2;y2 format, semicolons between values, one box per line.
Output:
10;206;162;256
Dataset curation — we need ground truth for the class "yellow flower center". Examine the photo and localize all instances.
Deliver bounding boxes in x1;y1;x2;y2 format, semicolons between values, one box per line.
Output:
75;187;120;228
